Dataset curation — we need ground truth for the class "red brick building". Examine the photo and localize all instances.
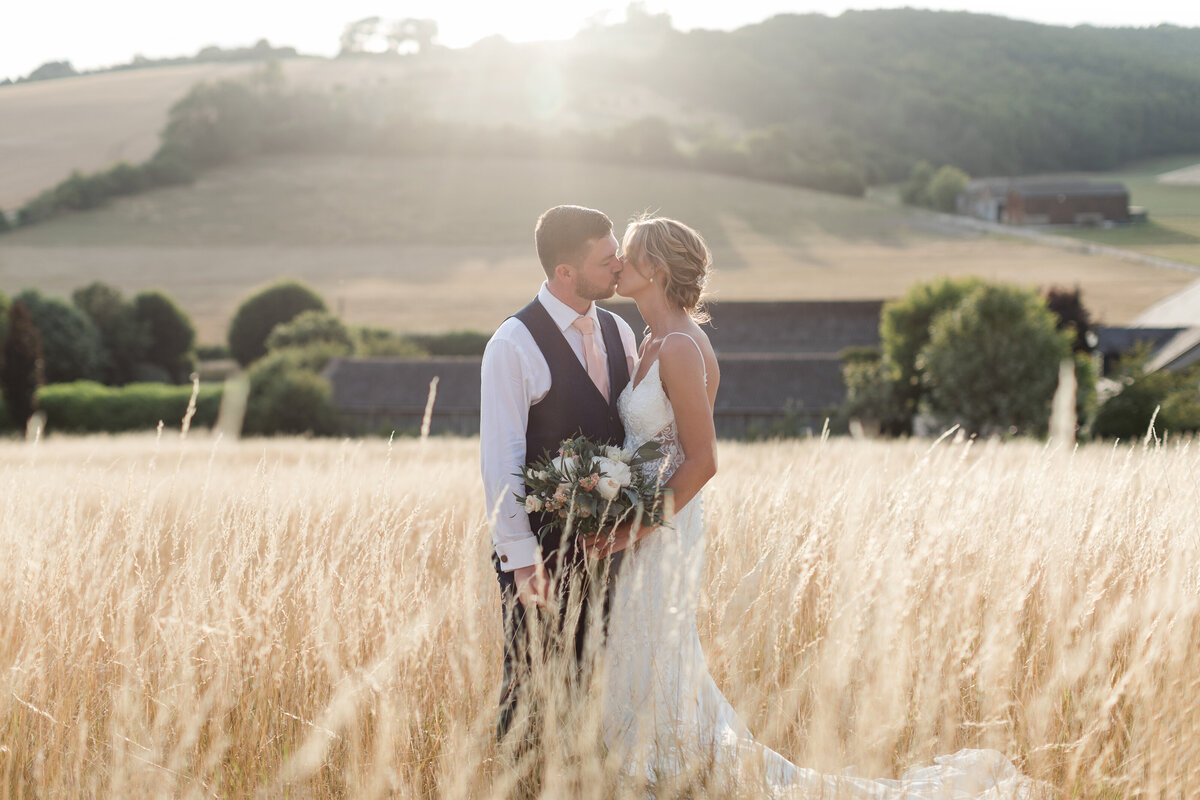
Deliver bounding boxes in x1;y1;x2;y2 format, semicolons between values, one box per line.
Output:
959;178;1131;225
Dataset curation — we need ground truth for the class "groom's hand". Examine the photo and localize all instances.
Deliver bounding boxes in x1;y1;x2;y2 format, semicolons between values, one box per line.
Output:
583;522;641;559
512;563;551;608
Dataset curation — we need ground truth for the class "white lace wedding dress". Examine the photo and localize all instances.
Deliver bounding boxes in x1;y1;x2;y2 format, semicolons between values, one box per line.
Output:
603;334;1041;799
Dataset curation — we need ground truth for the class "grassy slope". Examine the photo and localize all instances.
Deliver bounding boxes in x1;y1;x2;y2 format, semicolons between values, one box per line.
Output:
1;153;1192;342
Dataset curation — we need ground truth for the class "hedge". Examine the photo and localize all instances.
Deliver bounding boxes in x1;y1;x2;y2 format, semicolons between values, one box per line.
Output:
37;381;222;434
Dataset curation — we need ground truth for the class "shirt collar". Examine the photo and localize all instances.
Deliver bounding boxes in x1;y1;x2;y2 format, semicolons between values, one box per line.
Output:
538;281;599;333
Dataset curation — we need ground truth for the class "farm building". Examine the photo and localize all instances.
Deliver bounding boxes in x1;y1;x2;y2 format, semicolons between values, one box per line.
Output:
1095;325;1200;373
322;300;884;437
958;178;1131;225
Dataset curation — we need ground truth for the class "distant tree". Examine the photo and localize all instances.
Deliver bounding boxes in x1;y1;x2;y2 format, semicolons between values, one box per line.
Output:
919;284;1074;435
0;208;10;233
228;281;327;367
880;277;984;432
1043;284;1094;354
1;301;44;430
339;17;382;55
134;290;197;383
24;60;77;82
266;310;352;353
15;290;103;383
354;327;427;357
387;18;439;54
0;290;8;345
927;165;969;213
72;282;150;385
900;161;936;207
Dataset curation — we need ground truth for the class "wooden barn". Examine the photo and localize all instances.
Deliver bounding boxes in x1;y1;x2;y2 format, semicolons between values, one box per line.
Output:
958;178;1130;225
322;300;884;438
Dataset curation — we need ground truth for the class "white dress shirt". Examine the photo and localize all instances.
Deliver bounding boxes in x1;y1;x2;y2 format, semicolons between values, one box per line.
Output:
480;282;638;571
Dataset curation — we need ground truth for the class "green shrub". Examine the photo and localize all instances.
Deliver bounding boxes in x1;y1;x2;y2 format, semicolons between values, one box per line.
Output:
73;281;150;385
354;327;427;357
196;343;231;360
927;165;970;212
919;284;1074;435
1093;366;1200;440
134;290;197;382
410;330;489;356
841;355;906;434
2;301;44;430
879;277;984;432
267;310;352;353
15;290;104;383
242;351;338;436
37;381;221;434
228;280;327;367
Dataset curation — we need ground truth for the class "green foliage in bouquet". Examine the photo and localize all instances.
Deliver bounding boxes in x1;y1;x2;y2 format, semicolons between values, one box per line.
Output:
516;434;669;543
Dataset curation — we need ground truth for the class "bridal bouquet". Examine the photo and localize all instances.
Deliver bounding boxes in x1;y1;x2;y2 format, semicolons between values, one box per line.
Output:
516;434;669;544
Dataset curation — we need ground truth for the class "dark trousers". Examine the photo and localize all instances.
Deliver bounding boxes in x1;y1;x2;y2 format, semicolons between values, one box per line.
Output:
495;549;623;748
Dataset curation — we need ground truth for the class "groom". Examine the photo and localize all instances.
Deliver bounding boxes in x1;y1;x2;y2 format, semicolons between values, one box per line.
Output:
480;204;638;746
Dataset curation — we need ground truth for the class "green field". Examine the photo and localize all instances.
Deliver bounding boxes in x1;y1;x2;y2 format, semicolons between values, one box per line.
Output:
2;153;1193;342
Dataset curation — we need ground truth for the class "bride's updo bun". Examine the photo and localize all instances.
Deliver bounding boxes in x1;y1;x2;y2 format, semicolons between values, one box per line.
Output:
622;215;712;323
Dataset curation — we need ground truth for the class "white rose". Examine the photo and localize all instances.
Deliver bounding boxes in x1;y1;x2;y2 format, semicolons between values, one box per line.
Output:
596;476;621;501
596;457;633;487
603;445;625;461
524;494;544;513
536;470;548;481
551;455;579;475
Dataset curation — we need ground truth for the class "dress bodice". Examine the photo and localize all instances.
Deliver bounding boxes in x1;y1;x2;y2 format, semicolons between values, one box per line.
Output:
617;360;687;484
616;332;709;485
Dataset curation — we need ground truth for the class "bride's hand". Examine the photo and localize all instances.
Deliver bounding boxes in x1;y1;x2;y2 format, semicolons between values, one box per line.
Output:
584;521;647;559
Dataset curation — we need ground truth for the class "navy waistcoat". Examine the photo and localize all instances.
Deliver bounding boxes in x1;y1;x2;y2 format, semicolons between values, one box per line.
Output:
513;297;630;567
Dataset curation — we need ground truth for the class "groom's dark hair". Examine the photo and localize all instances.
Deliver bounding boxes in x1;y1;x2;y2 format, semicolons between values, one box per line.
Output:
535;205;613;278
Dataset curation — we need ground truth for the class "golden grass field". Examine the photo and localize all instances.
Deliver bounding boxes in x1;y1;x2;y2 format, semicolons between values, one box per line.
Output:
3;153;1195;342
1;432;1197;798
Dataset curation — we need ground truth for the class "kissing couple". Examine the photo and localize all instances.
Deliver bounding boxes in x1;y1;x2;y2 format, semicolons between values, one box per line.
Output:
479;205;1043;797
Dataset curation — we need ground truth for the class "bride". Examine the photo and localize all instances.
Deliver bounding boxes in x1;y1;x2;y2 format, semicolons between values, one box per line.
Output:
583;216;1041;799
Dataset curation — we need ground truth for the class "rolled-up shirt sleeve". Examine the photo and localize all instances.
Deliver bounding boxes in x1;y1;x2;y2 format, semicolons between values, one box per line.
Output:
480;334;541;571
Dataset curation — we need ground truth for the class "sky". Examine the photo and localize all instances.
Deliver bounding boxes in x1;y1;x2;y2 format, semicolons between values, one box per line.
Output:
3;0;1199;82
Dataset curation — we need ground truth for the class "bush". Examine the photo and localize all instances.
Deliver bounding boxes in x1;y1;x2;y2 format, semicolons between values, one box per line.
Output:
1093;365;1200;440
879;277;984;432
354;327;428;357
841;355;906;434
134;290;197;382
1;301;44;430
242;350;339;436
267;310;353;353
196;343;231;360
37;381;221;434
0;289;8;342
927;165;969;212
227;280;327;366
15;290;104;383
919;284;1074;435
73;281;150;385
410;330;489;356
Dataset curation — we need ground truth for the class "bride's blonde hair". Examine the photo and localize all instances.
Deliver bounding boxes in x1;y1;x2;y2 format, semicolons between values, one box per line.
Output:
622;215;712;323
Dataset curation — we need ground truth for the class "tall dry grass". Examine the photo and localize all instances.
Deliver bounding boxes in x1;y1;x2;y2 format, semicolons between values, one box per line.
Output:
0;432;1197;798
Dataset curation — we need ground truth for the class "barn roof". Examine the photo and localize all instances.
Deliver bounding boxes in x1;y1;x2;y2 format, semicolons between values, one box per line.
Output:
967;177;1128;199
601;299;882;355
322;353;847;419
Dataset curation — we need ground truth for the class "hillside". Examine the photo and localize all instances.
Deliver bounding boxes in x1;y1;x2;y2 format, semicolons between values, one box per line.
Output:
6;10;1200;213
1;153;1190;341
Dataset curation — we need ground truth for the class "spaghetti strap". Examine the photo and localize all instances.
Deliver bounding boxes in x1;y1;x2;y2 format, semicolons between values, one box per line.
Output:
663;331;707;383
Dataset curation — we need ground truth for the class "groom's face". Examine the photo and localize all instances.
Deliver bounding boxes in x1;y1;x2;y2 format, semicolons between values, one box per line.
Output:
570;233;622;302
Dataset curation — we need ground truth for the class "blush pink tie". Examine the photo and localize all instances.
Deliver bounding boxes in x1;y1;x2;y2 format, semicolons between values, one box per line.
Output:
572;316;609;401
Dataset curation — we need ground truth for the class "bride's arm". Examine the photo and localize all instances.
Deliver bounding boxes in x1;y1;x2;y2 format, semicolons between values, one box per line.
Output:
656;335;717;512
